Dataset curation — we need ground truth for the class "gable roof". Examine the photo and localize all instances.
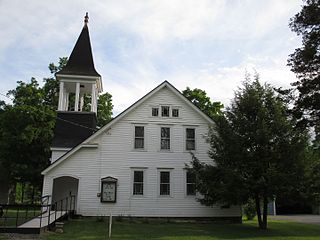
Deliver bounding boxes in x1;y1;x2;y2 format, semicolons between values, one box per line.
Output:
42;80;214;175
56;17;100;77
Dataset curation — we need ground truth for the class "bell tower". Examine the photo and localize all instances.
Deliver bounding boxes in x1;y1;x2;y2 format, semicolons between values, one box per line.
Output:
56;12;102;113
51;13;102;163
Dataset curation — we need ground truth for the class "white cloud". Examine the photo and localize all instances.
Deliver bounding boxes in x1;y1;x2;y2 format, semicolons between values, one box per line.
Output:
0;0;302;111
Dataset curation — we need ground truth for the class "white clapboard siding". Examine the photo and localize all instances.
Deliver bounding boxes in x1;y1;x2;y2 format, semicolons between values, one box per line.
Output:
51;149;69;163
43;84;241;217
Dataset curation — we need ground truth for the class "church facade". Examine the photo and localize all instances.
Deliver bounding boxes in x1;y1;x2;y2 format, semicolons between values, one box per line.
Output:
41;14;241;220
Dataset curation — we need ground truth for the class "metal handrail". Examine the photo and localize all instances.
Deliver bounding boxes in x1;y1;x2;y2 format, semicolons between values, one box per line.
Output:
0;195;76;230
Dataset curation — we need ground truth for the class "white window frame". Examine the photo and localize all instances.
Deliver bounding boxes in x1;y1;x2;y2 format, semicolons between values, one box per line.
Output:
171;106;181;118
183;126;197;152
185;169;196;196
131;168;147;197
185;127;196;151
157;168;173;197
151;106;159;117
161;106;170;117
160;126;171;151
133;124;146;151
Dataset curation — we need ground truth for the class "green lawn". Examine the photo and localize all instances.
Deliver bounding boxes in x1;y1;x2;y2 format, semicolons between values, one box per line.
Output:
0;209;41;227
39;218;320;240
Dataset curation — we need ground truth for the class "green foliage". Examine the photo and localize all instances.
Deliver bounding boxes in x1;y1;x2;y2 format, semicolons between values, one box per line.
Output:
288;0;320;137
304;147;320;206
182;87;223;118
97;92;113;127
243;198;256;220
0;98;55;189
115;214;124;222
96;215;105;222
190;74;308;229
42;57;68;108
0;57;113;202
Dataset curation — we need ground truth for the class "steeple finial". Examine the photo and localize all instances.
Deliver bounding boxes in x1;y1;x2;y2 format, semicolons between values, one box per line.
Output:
84;12;89;25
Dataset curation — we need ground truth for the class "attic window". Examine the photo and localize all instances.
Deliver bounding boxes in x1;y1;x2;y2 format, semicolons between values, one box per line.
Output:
161;106;170;117
172;108;179;117
152;107;159;116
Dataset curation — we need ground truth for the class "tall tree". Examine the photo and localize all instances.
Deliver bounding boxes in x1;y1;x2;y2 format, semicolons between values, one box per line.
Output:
288;0;320;138
0;58;113;201
182;87;223;118
190;75;308;229
97;92;113;127
42;57;68;108
0;80;55;192
303;146;320;210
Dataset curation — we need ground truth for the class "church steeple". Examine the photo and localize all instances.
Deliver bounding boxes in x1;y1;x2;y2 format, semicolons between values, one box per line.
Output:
51;13;100;153
56;13;102;114
57;13;100;77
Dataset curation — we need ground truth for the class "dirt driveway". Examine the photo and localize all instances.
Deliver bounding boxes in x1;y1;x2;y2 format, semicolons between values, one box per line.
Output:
270;214;320;225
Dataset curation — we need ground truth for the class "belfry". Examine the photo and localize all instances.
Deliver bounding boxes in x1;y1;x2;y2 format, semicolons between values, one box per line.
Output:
51;13;101;162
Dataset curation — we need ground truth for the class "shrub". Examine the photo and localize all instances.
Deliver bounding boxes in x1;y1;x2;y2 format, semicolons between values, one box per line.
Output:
115;214;123;222
96;215;105;222
243;199;256;220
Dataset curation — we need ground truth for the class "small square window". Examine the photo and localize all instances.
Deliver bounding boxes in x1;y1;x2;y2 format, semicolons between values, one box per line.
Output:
172;108;179;117
161;106;170;117
152;107;159;116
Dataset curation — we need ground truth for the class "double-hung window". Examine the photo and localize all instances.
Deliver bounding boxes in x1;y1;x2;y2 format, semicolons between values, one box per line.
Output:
152;107;159;117
186;128;195;150
186;171;196;196
161;106;170;117
172;108;179;117
161;127;170;150
133;171;144;195
160;171;170;195
134;126;144;149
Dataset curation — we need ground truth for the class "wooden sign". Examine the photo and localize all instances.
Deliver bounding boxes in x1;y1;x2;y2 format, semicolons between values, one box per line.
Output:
101;177;117;203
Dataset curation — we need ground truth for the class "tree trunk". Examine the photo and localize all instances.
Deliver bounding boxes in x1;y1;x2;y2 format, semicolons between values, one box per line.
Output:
255;195;263;228
21;183;25;203
262;195;268;229
31;186;35;204
8;184;16;204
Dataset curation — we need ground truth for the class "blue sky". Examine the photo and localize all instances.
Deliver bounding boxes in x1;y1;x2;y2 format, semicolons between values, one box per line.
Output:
0;0;303;115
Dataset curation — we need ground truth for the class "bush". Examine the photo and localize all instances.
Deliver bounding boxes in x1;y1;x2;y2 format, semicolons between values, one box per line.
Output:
115;214;123;222
96;215;105;222
243;199;256;220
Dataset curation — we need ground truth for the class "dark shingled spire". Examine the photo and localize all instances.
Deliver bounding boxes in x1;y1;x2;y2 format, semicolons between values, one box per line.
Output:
57;13;101;77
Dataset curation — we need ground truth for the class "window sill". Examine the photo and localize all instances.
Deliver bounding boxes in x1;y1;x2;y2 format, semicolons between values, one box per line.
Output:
131;195;147;199
158;195;173;198
132;149;147;152
185;195;196;198
159;149;173;153
183;150;197;154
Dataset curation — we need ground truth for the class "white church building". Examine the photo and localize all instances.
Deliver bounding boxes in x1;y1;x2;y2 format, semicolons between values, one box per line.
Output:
41;14;241;221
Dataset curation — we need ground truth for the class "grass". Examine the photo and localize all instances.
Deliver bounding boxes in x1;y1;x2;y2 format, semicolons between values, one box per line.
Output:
39;218;320;240
0;209;41;227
